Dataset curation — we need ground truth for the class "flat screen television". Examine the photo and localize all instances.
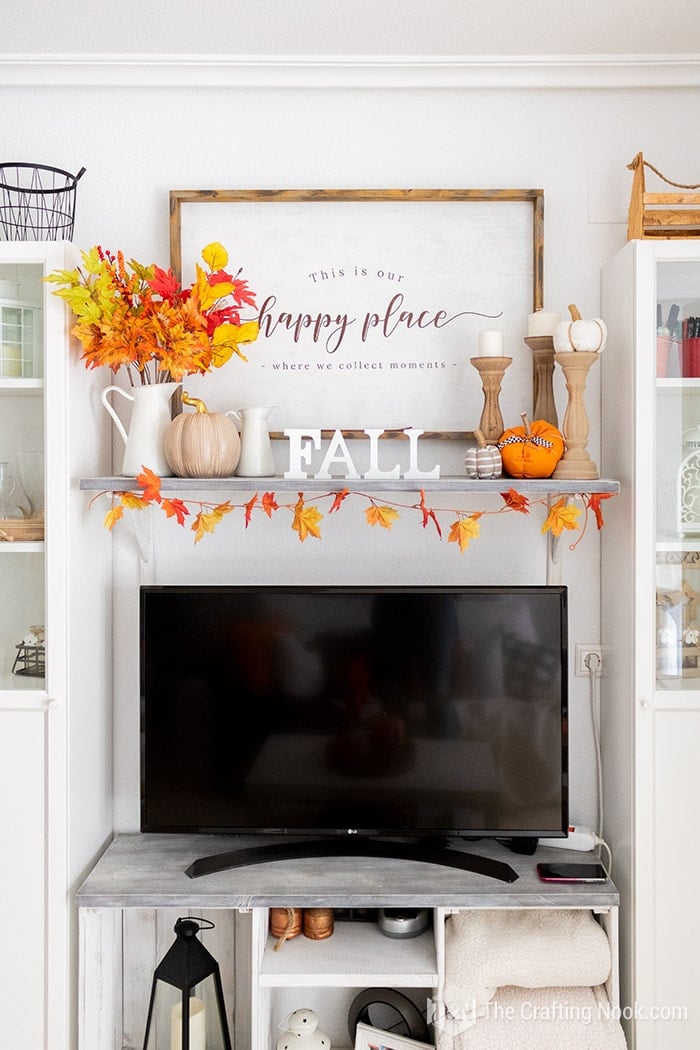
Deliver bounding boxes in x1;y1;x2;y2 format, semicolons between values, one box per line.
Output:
140;585;568;880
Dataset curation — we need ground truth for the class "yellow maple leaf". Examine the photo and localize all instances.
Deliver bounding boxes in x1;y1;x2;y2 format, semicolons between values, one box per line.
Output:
189;501;233;543
120;492;149;510
292;494;323;542
201;242;229;272
365;504;400;529
448;515;481;553
541;498;581;537
104;504;124;530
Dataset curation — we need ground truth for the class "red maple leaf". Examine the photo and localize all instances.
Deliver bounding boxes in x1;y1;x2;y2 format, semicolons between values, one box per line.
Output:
208;268;234;286
244;493;258;527
231;278;257;308
329;488;350;513
262;492;279;517
147;266;181;301
418;489;442;537
137;466;162;504
206;306;241;335
501;488;530;513
588;492;613;529
162;498;189;526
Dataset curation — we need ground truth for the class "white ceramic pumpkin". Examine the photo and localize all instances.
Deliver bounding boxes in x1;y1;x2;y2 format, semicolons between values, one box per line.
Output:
553;303;607;353
164;392;241;478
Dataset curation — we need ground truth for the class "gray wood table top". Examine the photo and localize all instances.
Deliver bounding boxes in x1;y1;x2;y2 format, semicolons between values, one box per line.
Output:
77;834;619;910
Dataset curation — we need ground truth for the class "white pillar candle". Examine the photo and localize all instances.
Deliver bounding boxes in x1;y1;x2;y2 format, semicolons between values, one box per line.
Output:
477;329;503;356
527;310;561;337
171;996;206;1050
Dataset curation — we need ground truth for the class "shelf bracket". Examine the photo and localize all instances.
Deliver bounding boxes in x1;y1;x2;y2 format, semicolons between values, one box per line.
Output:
125;506;154;565
546;495;566;585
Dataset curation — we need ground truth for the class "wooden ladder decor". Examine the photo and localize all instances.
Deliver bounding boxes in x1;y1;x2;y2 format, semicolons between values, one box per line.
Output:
627;152;700;239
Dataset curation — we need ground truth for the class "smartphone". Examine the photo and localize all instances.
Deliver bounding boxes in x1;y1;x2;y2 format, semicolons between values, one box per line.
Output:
536;862;607;883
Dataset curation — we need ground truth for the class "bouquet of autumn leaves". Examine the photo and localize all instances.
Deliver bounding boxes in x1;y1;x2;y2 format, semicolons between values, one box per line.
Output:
45;241;259;384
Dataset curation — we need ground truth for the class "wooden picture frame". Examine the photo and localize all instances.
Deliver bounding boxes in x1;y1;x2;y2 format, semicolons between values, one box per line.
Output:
170;189;544;435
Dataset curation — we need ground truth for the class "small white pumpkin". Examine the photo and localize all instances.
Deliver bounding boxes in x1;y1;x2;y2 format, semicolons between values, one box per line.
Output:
465;428;502;479
553;303;607;353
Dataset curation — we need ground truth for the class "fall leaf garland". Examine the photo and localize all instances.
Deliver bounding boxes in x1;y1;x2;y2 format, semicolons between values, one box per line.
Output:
92;470;612;551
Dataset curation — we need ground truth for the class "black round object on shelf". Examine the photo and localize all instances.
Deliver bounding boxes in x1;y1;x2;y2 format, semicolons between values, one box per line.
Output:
348;987;430;1044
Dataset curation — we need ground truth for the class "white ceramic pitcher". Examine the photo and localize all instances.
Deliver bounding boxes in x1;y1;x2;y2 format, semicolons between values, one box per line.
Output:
226;404;276;477
101;382;180;476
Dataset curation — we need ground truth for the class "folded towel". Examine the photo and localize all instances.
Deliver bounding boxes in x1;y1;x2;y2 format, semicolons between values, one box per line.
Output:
443;909;611;1019
438;985;628;1049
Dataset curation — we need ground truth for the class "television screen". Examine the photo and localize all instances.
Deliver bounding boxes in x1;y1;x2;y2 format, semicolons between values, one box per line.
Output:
140;585;568;840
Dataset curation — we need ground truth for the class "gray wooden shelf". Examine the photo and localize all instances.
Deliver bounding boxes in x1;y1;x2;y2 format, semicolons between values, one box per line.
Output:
77;833;619;910
79;476;621;495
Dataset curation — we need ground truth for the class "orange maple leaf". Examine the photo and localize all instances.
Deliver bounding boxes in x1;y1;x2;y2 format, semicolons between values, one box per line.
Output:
292;493;323;542
162;498;189;526
541;498;581;537
329;487;350;513
262;491;279;518
448;514;481;553
191;501;233;543
588;492;613;529
501;488;529;513
136;466;162;504
104;504;124;530
365;504;400;529
418;488;442;537
244;493;258;528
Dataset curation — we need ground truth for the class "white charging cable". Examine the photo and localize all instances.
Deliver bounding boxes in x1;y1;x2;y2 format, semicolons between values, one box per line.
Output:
584;650;613;877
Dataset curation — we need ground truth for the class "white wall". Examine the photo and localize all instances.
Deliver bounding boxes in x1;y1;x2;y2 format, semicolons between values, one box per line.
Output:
3;0;700;54
2;71;698;834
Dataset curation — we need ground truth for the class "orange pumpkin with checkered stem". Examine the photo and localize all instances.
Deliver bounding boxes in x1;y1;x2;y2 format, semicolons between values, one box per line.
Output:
497;413;564;478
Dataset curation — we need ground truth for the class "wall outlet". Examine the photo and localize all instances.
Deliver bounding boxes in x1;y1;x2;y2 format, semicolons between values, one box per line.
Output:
574;644;603;676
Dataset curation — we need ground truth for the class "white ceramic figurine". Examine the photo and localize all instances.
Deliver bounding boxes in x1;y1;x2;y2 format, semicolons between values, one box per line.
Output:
277;1008;331;1050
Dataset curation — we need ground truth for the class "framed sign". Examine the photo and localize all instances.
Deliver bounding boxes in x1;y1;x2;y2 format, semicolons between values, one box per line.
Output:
170;189;543;433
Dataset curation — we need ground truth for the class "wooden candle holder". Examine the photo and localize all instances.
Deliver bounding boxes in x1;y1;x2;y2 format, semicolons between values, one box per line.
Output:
469;356;513;444
524;336;558;427
552;351;600;480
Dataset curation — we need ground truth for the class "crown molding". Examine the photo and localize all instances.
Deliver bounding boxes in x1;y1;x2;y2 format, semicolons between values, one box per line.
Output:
1;52;699;88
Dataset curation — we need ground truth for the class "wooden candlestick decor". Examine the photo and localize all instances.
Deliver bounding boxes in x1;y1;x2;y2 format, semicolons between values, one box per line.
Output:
524;336;558;428
552;351;600;480
469;356;513;444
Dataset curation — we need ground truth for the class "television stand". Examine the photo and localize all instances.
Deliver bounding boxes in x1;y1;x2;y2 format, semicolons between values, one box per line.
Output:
185;836;519;882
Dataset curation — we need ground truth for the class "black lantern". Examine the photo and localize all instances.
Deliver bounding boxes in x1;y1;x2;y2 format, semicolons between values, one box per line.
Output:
142;917;232;1050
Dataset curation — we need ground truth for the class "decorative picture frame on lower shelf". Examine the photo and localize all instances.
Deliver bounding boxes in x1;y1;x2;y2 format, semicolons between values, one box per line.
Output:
354;1022;434;1050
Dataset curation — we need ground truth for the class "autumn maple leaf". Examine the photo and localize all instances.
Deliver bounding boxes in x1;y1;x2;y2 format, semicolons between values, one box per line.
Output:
147;266;181;301
262;492;279;517
329;488;350;513
448;514;481;553
501;488;530;514
120;492;149;511
191;501;233;543
104;504;124;530
231;277;258;309
418;489;442;537
292;494;323;542
137;467;162;504
541;498;581;537
244;494;258;527
587;492;613;529
365;504;400;530
162;498;189;526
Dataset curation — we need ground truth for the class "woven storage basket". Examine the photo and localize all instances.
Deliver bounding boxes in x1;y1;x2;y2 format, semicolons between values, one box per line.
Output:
0;517;44;541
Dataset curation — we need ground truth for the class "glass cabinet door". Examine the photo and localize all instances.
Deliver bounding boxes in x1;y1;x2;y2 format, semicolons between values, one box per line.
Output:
0;263;45;693
655;259;700;690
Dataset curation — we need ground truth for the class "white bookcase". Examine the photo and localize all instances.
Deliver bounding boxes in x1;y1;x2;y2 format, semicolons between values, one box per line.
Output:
602;239;700;1050
0;242;112;1050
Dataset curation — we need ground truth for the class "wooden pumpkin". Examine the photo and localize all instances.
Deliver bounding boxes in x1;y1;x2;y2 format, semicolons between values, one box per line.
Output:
164;392;241;478
497;413;564;478
465;428;502;479
553;303;607;353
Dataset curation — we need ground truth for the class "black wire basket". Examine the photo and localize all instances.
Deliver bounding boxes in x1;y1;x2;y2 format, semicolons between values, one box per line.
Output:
0;163;86;241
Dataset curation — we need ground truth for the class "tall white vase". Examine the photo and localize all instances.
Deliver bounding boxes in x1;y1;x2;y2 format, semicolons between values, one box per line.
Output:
101;382;180;476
